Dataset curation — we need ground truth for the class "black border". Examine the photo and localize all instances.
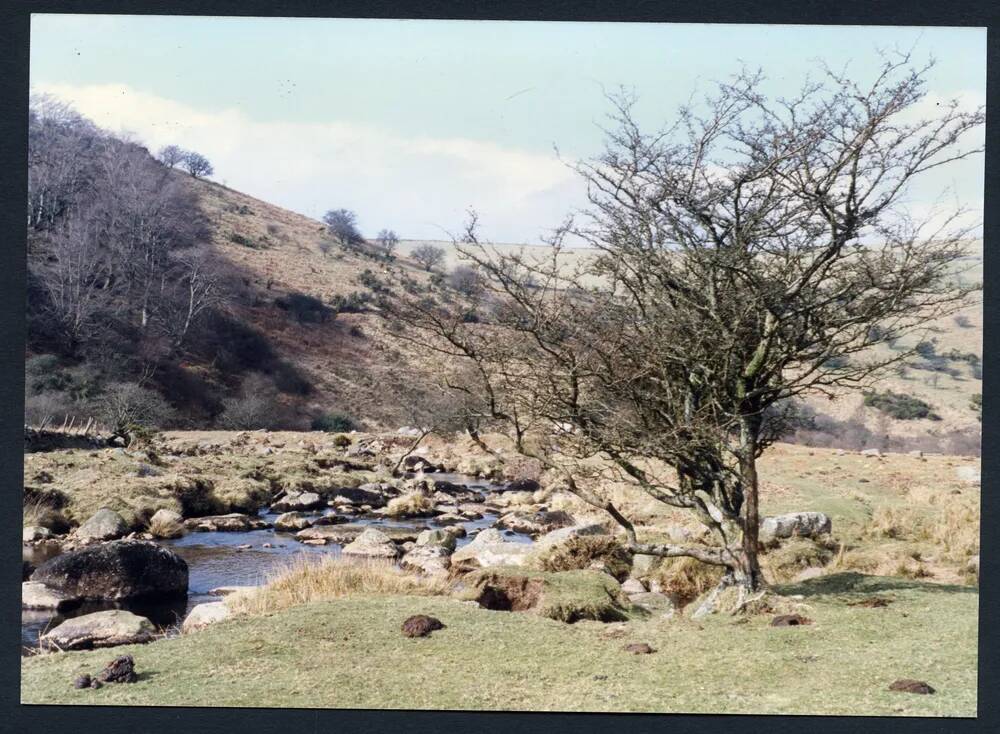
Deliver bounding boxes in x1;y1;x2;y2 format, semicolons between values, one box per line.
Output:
1;2;996;733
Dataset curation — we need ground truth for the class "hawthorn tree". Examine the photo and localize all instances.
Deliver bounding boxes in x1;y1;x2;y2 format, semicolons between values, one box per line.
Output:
375;228;400;258
378;54;983;608
411;243;446;271
323;209;364;248
182;151;214;178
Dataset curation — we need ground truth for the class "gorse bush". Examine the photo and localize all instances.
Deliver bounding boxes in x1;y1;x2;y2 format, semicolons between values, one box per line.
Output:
311;412;357;432
863;390;940;421
275;292;334;324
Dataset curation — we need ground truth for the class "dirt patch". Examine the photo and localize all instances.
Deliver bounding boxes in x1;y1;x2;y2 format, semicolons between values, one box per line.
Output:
849;596;893;608
473;576;545;612
770;614;813;627
889;679;935;694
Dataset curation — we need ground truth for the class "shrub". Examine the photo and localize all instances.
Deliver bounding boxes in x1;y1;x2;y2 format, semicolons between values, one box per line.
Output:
971;393;982;422
275;292;333;323
914;339;937;359
217;394;275;430
227;232;263;249
332;433;352;448
311;412;357;432
649;556;724;608
99;382;175;438
863;390;940;421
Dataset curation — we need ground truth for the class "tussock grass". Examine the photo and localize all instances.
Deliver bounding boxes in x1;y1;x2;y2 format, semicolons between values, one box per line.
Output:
864;492;979;561
146;514;185;539
529;535;632;582
650;556;724;608
384;491;434;517
226;556;450;616
761;537;838;583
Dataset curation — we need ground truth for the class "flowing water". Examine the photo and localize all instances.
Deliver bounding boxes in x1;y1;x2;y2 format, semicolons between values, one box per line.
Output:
21;474;533;654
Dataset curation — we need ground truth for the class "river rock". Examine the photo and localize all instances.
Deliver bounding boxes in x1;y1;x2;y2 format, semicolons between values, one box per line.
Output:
416;528;457;552
207;585;255;596
296;523;424;545
451;528;531;568
148;508;184;533
274;512;318;531
401;545;452;576
341;528;400;558
76;508;129;542
23;525;52;542
182;601;231;632
329;487;388;508
496;510;576;536
506;479;541;492
759;512;832;545
536;522;609;547
22;581;75;610
185;513;271;532
270;491;324;513
31;540;188;601
41;610;155;650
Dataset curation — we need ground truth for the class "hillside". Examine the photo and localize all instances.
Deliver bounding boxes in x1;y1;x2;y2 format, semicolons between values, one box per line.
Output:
187;177;982;452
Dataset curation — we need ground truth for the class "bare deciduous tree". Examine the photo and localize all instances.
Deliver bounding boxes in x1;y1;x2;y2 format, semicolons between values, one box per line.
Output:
158;144;186;169
375;228;400;258
411;243;446;271
323;209;364;248
380;54;983;607
182;151;214;178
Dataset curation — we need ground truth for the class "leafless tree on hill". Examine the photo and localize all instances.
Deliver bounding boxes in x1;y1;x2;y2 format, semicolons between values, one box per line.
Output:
411;243;446;271
379;54;983;608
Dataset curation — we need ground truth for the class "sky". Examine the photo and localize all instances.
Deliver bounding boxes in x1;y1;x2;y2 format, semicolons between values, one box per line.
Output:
30;15;987;243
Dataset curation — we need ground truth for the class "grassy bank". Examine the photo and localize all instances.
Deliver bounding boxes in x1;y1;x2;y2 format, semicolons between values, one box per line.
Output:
22;573;977;715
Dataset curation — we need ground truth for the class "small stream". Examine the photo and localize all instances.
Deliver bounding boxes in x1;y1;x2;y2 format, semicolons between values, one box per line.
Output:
21;473;533;654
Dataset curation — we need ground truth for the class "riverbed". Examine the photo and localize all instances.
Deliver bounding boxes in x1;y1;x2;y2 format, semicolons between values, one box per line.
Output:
21;474;533;654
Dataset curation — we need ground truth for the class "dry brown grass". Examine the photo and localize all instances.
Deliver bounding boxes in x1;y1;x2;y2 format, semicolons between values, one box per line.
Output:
147;514;185;539
529;536;632;581
384;491;434;517
226;556;451;616
650;556;725;608
863;491;980;561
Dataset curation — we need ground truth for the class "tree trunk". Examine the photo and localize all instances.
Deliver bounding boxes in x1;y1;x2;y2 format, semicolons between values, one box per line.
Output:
738;417;764;592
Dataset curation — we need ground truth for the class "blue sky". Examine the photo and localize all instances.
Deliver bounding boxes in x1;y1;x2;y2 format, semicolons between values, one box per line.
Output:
31;15;987;242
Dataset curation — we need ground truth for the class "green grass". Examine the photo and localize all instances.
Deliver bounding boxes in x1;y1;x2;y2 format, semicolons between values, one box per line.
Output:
22;573;977;715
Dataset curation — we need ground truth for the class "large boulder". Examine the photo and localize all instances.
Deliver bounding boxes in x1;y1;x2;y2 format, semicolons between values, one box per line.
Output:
341;528;400;558
75;508;129;542
22;581;75;610
269;491;324;513
182;601;231;632
759;512;832;545
31;540;188;601
451;528;532;568
496;510;576;537
401;545;452;577
41;610;155;650
185;513;271;533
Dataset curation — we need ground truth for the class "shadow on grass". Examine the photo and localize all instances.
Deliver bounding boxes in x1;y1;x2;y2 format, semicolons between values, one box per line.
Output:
773;572;977;599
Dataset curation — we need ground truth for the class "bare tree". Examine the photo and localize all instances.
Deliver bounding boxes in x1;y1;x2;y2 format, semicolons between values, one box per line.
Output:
375;228;400;258
158;144;186;169
323;209;364;248
182;151;214;178
156;247;228;349
380;55;983;606
411;243;446;271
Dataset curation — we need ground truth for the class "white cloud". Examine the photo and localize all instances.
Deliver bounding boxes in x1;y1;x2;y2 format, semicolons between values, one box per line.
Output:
35;82;584;242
